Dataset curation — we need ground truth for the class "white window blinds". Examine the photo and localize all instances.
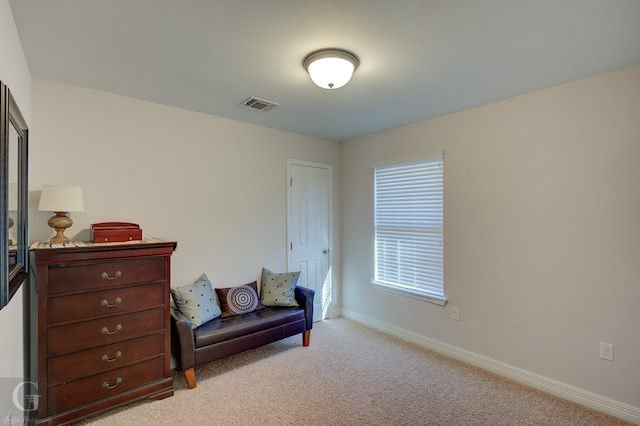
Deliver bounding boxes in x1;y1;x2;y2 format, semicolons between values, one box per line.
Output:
374;157;444;304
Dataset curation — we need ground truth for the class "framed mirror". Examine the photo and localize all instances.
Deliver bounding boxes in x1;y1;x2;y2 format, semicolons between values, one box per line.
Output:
0;81;29;309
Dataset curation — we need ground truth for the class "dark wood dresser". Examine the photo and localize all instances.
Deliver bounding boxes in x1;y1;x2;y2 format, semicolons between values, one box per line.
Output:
29;239;176;425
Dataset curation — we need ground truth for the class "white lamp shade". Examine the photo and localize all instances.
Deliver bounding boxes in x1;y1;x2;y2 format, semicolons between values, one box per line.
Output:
303;49;360;90
38;184;84;212
8;182;17;211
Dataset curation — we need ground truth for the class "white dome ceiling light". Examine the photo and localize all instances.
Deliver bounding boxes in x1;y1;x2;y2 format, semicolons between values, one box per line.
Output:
303;48;360;90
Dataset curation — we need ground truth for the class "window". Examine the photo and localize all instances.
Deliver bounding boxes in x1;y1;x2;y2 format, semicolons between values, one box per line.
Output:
373;155;445;305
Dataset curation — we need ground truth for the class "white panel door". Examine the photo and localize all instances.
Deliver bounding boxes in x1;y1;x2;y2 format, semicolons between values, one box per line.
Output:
287;160;331;322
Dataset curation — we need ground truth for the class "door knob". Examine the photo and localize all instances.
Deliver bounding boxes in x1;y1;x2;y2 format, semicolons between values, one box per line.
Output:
323;249;329;254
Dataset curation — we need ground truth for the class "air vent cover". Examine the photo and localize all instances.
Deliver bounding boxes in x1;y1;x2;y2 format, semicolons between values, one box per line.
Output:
241;96;280;112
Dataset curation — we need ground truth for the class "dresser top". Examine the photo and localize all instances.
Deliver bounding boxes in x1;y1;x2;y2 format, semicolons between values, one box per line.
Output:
30;237;175;250
30;238;177;263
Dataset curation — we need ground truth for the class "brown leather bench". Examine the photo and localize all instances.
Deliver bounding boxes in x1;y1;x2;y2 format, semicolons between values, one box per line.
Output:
170;286;314;388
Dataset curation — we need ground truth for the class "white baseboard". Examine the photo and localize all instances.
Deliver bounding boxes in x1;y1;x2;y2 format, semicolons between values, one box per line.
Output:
341;309;640;425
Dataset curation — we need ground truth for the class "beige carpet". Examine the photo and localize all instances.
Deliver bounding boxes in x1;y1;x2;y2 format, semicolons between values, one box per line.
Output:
81;318;631;425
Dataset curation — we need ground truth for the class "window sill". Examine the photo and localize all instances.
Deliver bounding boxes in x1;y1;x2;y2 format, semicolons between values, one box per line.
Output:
371;281;447;307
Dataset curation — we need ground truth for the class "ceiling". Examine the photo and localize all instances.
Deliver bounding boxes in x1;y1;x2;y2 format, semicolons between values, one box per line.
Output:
9;0;640;142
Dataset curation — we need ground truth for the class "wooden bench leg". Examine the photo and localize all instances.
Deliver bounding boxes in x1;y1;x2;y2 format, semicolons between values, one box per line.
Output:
184;368;197;389
303;330;311;347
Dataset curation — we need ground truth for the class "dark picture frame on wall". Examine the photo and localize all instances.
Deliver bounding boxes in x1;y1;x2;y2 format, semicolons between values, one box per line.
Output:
0;81;29;309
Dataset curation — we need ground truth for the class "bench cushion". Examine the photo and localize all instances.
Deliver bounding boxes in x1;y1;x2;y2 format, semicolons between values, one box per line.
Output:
193;307;305;348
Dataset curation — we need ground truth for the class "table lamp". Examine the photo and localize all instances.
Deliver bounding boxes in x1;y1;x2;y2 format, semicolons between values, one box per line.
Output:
38;184;84;244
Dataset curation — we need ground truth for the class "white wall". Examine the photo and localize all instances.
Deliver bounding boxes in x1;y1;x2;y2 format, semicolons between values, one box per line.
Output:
0;0;31;422
341;65;640;417
0;1;30;110
30;79;341;314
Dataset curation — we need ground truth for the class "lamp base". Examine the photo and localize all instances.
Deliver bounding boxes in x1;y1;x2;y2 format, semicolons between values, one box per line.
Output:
48;212;73;244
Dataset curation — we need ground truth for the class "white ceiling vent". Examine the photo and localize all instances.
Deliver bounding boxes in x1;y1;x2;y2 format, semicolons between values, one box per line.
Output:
241;96;280;112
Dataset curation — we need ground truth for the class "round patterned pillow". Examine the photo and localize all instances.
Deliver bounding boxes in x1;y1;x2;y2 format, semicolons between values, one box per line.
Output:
215;281;264;318
227;285;260;314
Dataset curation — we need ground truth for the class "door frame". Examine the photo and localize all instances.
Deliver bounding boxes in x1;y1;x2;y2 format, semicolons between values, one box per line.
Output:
286;159;332;270
286;159;332;318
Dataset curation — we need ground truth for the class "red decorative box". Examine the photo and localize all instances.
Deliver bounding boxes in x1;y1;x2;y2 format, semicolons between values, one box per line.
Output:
91;222;142;243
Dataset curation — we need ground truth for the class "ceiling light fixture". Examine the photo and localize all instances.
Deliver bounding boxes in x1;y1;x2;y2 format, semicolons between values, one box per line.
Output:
303;48;360;90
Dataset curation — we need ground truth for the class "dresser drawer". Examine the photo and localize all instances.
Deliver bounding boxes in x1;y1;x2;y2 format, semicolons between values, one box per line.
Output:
48;282;165;324
48;308;165;357
48;356;165;415
48;333;165;386
47;258;165;294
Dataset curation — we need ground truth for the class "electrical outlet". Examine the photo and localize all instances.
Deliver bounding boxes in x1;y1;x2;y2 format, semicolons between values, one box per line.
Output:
451;307;460;321
599;342;614;361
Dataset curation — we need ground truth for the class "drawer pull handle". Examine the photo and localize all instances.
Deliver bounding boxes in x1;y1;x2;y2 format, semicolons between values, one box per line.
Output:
101;324;122;335
102;351;122;363
101;271;122;280
101;297;122;308
102;377;123;390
